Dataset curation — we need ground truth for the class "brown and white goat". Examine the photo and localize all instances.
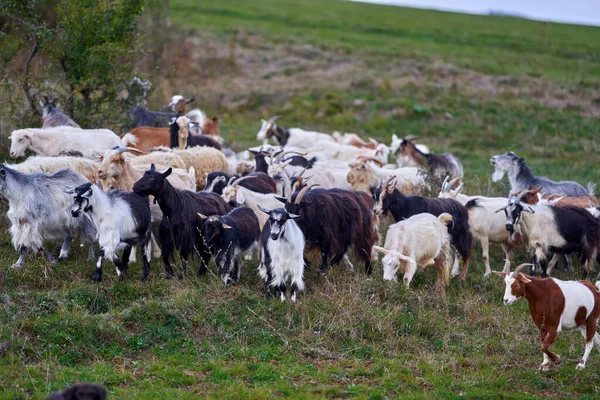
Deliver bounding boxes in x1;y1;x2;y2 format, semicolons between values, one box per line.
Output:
121;127;170;153
399;136;462;178
515;186;599;209
494;263;600;371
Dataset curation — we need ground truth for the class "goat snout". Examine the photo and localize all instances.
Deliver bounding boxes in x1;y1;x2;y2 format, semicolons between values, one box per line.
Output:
97;170;106;179
490;156;496;166
71;210;81;217
10;152;17;158
505;223;514;233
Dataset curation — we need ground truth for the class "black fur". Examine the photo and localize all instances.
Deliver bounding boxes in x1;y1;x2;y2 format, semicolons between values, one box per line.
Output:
376;187;472;266
201;207;260;284
550;206;600;265
45;383;107;400
249;150;269;173
282;155;317;169
283;187;377;274
169;118;221;150
133;165;230;277
132;107;179;128
205;171;277;195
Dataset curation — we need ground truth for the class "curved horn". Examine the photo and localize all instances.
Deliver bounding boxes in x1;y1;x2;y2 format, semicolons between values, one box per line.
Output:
440;176;450;191
267;115;281;125
357;156;385;167
512;263;533;277
227;176;237;186
294;183;319;205
405;134;419;142
232;175;257;188
516;189;532;201
270;149;283;165
277;150;307;164
449;177;461;188
121;147;146;155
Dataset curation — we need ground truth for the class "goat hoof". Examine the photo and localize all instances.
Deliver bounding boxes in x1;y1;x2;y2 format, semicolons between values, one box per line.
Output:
10;263;23;269
576;362;586;370
539;362;552;371
92;273;102;283
58;253;68;261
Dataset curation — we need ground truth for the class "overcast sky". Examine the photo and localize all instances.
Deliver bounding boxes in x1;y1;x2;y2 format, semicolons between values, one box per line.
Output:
354;0;600;26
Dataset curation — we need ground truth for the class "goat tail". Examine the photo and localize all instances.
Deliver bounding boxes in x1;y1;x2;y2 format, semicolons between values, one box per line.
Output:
587;182;596;197
120;132;138;146
438;213;454;227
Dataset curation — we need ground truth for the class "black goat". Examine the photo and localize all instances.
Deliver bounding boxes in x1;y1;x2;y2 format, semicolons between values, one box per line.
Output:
373;177;473;278
132;164;230;277
280;184;377;274
131;107;179;128
199;207;260;285
169;117;221;150
204;171;277;196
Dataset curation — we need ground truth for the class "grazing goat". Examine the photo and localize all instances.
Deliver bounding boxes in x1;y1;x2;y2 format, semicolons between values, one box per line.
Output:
39;96;80;128
390;134;430;167
133;164;230;277
374;177;472;279
347;158;425;195
0;165;96;268
494;263;600;371
9;127;121;158
204;171;276;196
167;95;195;114
373;213;453;298
490;152;589;197
67;183;152;282
399;136;463;178
199;207;260;285
439;177;523;276
256;115;335;147
257;205;305;302
169;116;221;150
282;184;377;274
498;189;600;278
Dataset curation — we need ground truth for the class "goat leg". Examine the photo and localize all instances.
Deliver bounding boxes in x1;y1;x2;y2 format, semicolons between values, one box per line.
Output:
43;248;57;265
93;249;105;282
11;246;28;269
58;237;72;260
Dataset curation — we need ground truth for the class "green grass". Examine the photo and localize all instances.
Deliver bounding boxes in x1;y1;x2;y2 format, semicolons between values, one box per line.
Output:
2;0;600;398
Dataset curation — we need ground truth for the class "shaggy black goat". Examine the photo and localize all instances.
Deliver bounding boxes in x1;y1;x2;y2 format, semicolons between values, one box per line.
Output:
199;207;260;285
373;177;473;278
132;164;230;277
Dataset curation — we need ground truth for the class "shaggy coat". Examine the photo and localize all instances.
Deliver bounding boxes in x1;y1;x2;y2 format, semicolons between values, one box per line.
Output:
133;165;230;277
0;165;96;268
40;96;80;128
200;207;260;285
8;156;99;182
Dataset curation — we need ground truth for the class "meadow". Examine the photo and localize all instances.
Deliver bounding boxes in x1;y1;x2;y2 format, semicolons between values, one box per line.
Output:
1;0;600;398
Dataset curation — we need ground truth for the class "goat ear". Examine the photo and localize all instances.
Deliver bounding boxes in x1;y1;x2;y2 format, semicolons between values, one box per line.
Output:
222;224;232;229
274;195;287;204
518;157;525;163
197;213;208;219
162;168;172;178
492;271;506;278
288;213;301;219
495;206;506;213
82;188;93;198
150;163;156;172
517;273;532;283
235;191;246;204
373;246;389;255
257;204;270;214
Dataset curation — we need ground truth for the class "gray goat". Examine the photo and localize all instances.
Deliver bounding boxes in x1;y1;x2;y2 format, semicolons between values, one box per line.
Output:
40;96;80;128
0;165;96;268
490;152;590;197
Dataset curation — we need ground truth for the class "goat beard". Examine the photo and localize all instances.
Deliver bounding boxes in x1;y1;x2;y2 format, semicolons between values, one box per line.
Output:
492;168;505;182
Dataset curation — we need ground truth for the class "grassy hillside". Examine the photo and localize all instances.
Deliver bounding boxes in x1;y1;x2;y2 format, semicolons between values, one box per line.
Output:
2;0;600;398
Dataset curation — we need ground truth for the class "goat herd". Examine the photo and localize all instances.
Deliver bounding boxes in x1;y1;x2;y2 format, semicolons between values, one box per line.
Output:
4;94;600;371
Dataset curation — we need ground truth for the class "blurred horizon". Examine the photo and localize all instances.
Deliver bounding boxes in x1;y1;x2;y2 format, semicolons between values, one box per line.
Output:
353;0;600;26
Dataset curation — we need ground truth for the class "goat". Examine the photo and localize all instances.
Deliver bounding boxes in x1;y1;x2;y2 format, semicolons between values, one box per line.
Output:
185;109;221;138
516;186;599;208
494;263;600;371
204;171;276;196
281;184;377;274
121;127;170;153
67;183;152;282
167;95;195;114
133;164;230;277
498;189;600;278
257;205;305;302
199;207;260;285
256;115;335;147
347;158;425;195
374;176;472;279
439;177;524;276
169;116;221;150
9;127;121;159
332;132;378;149
389;134;430;167
0;165;96;268
373;213;453;298
39;96;80;128
399;136;463;178
490;152;589;197
45;383;107;400
130;107;178;129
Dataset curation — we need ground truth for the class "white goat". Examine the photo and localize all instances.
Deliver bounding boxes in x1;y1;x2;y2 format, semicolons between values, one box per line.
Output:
347;159;425;195
373;212;453;298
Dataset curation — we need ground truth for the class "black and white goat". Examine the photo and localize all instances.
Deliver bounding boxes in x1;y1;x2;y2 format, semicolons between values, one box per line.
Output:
498;189;600;278
67;183;152;282
373;176;472;279
490;152;589;197
199;207;260;285
204;172;277;196
133;164;230;277
249;147;315;174
0;165;96;268
257;205;305;302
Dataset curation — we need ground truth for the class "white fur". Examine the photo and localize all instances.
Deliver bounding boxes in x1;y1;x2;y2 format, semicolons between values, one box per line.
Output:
9;127;121;159
389;134;430;167
350;161;425;196
221;186;283;229
553;279;595;331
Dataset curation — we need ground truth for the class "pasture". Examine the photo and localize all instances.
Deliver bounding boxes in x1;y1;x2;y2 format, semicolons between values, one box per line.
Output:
1;0;600;398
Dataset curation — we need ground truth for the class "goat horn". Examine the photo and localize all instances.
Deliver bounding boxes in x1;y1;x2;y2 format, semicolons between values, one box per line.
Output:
405;134;419;142
294;183;319;205
357;156;385;166
270;149;284;165
516;189;532;201
227;176;237;186
232;175;257;188
449;177;461;187
278;150;307;163
267;115;281;125
441;176;450;191
122;147;146;155
512;263;533;277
